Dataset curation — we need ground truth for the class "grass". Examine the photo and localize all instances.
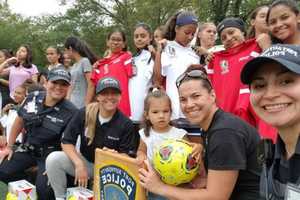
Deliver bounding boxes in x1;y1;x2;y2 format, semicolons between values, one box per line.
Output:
0;181;7;199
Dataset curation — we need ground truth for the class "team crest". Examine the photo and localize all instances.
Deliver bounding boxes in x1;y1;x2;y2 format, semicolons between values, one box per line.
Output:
167;46;176;57
220;59;229;74
99;165;136;200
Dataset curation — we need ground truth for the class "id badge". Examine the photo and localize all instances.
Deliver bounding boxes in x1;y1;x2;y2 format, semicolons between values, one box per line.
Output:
285;183;300;200
27;101;36;113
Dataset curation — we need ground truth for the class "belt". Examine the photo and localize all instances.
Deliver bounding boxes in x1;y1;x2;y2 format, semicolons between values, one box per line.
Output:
15;143;61;158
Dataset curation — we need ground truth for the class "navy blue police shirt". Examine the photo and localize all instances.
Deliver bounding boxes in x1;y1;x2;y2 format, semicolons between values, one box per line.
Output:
18;91;77;147
61;107;140;162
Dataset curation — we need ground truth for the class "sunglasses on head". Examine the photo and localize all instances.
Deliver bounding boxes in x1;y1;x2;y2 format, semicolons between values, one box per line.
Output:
176;69;212;88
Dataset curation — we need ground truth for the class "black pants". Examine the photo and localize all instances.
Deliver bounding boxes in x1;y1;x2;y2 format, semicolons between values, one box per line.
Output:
0;152;55;200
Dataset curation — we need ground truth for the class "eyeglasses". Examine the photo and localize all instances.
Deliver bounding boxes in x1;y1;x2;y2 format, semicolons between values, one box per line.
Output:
176;69;212;88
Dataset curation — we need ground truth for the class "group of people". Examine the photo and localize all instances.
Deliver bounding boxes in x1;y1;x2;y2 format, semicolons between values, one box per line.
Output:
0;0;299;199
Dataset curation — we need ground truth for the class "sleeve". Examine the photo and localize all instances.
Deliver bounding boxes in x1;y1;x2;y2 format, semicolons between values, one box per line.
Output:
119;120;140;155
3;66;11;73
123;52;133;78
174;127;187;139
161;50;172;77
61;108;85;145
90;69;99;86
206;56;215;81
207;129;247;170
31;64;39;75
81;58;92;73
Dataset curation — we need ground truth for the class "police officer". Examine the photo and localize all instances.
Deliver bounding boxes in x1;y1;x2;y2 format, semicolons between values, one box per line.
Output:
241;44;300;200
46;77;139;200
0;67;77;200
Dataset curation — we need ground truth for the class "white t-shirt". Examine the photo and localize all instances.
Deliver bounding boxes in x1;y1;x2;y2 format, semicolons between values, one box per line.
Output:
161;41;200;119
139;126;187;162
129;50;154;121
0;109;22;143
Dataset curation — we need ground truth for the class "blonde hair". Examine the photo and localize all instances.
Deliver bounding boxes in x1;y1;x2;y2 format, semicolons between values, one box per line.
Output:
84;102;99;145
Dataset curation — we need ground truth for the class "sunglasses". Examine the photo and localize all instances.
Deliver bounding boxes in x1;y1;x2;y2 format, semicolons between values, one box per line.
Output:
176;69;212;88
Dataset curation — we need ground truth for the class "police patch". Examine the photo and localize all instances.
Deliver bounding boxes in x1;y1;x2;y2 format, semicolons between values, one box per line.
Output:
99;165;136;200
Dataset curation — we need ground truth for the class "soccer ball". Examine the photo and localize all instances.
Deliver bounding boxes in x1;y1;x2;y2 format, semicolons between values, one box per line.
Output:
153;139;199;185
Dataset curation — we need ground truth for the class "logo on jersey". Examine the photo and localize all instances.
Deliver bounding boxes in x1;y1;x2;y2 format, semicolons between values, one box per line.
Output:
99;165;136;200
220;59;229;74
167;46;176;57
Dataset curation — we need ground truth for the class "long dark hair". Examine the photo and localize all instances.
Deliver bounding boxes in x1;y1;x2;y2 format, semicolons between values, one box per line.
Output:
106;29;128;52
164;11;198;41
246;5;269;39
0;49;13;60
16;45;33;69
141;86;172;137
46;46;63;64
64;36;98;64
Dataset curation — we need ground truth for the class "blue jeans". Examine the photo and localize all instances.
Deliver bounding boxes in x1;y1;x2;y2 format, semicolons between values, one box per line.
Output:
148;192;168;200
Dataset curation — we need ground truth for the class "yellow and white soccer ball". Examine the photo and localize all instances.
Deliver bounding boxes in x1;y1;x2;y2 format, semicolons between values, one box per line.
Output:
6;192;17;200
153;139;199;185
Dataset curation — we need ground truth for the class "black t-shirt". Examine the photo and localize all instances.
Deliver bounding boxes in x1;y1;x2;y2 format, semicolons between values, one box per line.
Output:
61;107;140;162
18;91;77;146
203;109;261;200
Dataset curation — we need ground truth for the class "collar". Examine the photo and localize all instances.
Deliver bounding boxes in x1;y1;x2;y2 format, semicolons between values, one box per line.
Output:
99;109;120;125
274;136;300;159
204;108;221;134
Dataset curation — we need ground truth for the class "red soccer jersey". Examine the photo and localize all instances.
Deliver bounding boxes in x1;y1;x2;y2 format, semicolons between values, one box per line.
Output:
207;39;277;142
91;51;133;117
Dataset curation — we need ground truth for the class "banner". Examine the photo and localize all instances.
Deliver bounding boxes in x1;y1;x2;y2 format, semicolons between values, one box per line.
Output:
94;149;146;200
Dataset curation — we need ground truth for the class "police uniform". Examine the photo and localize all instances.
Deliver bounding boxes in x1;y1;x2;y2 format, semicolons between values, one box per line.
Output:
260;137;300;200
0;90;77;200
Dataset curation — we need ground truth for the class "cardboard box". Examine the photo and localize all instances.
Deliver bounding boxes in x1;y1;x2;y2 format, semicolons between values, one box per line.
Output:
7;180;37;200
67;187;94;200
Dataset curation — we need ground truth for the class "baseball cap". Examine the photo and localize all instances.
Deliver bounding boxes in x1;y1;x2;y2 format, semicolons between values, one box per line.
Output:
241;44;300;84
217;17;245;36
96;77;121;94
47;67;71;84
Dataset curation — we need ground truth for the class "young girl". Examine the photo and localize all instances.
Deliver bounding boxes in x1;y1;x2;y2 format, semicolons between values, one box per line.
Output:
0;45;38;99
0;83;27;144
64;36;98;108
0;49;13;109
137;87;201;200
194;22;224;65
267;0;300;45
153;11;200;120
91;29;133;117
62;51;72;70
247;5;271;50
129;23;154;122
39;46;64;86
208;17;277;141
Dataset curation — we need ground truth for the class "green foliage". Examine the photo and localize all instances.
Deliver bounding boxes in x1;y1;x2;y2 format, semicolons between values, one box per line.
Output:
0;0;274;67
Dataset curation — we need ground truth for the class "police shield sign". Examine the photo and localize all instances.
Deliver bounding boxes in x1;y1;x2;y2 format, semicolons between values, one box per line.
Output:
94;149;146;200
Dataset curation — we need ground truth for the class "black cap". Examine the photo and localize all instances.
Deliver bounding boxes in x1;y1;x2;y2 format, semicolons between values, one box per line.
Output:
217;17;245;36
241;44;300;84
96;77;121;94
47;67;71;84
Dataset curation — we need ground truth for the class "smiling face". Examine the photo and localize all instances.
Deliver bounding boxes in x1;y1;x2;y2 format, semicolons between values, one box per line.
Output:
45;80;69;103
220;27;245;49
175;24;198;46
268;5;300;43
96;88;121;113
250;62;300;129
107;32;126;53
178;79;216;128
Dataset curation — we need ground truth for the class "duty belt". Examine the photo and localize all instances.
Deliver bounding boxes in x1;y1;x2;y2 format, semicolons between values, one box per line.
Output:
15;143;61;158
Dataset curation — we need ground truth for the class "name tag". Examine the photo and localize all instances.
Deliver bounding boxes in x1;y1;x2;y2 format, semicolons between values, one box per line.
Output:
285;183;300;200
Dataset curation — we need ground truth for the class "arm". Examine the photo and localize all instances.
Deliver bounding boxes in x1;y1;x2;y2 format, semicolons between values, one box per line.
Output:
0;57;17;75
84;72;95;105
152;47;163;86
136;139;147;165
61;143;89;188
0;78;9;87
139;160;238;200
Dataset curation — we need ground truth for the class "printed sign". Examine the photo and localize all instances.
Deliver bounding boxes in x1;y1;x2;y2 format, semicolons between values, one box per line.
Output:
94;149;146;200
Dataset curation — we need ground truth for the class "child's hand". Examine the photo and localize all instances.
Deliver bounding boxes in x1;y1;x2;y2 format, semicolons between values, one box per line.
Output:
136;154;147;166
189;142;203;163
